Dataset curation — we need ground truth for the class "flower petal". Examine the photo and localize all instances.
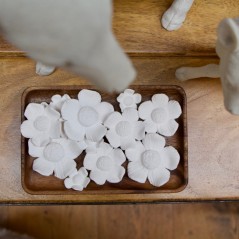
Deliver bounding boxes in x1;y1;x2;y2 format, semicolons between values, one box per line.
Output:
90;170;108;185
106;129;121;148
134;93;142;104
148;167;170;187
78;89;101;107
144;119;157;133
97;142;113;156
124;89;135;95
83;153;98;170
85;140;103;153
127;161;148;183
97;102;114;122
122;108;139;122
109;148;126;165
49;120;61;139
125;141;145;162
73;177;90;191
64;178;73;189
20;120;38;138
64;121;85;141
152;94;169;108
157;119;179;137
59;139;85;160
28;139;44;158
138;101;154;120
116;93;124;102
54;159;76;179
32;157;54;176
107;166;125;183
133;121;145;140
168;100;182;119
161;146;180;170
78;167;89;177
45;106;60;120
120;136;136;150
104;112;122;128
50;94;71;111
24;103;45;120
31;133;50;147
143;133;165;151
61;99;80;121
85;124;106;142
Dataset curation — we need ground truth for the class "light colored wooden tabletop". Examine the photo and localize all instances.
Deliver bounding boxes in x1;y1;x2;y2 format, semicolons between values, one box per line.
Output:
0;0;239;204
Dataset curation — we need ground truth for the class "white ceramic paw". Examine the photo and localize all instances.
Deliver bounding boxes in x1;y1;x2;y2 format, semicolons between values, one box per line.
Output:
36;62;55;76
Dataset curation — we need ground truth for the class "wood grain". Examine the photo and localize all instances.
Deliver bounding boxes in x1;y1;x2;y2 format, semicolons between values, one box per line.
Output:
21;86;187;195
1;0;239;56
1;203;239;239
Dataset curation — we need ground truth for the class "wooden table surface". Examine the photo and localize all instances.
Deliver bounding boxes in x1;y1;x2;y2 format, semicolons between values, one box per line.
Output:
0;0;239;204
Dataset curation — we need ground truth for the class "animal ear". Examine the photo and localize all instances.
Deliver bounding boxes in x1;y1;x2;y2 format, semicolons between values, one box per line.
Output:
217;18;239;52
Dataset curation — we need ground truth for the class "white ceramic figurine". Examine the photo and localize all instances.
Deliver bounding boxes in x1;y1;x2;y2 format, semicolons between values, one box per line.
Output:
176;18;239;115
0;0;194;91
162;0;195;31
0;0;136;92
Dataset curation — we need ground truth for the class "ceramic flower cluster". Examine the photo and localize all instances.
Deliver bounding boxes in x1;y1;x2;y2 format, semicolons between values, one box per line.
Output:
21;89;182;191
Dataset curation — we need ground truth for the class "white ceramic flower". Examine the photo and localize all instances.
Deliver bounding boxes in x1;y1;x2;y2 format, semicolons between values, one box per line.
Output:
126;133;180;187
50;94;71;112
61;89;114;142
105;108;145;150
138;94;182;137
83;142;126;185
21;103;61;146
28;138;86;179
64;167;90;191
117;89;142;112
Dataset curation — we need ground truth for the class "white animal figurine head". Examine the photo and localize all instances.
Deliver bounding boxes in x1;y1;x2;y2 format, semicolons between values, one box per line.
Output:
216;18;239;114
0;0;136;92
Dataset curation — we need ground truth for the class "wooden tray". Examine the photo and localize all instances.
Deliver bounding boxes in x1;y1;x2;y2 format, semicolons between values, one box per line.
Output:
21;85;188;195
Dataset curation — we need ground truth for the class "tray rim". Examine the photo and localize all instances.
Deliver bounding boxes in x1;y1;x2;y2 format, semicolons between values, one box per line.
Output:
21;85;188;195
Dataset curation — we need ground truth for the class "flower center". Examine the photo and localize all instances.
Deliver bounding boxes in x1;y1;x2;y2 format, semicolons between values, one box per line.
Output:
141;150;161;170
44;142;65;162
78;106;99;127
151;108;168;124
96;156;113;171
123;96;133;106
34;116;50;132
115;121;132;137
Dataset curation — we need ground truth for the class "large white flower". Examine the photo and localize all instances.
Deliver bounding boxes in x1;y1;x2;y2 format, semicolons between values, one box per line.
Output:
21;103;61;146
117;89;142;112
50;94;71;112
61;90;114;142
64;167;90;191
83;142;126;185
105;108;145;150
138;94;182;136
126;133;180;187
28;138;86;179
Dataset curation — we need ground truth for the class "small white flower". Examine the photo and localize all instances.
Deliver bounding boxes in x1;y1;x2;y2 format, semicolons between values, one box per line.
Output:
50;94;71;112
138;94;182;137
83;142;126;185
64;167;90;191
105;108;145;150
61;89;114;142
117;89;142;112
126;133;180;187
21;103;61;146
28;138;86;179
